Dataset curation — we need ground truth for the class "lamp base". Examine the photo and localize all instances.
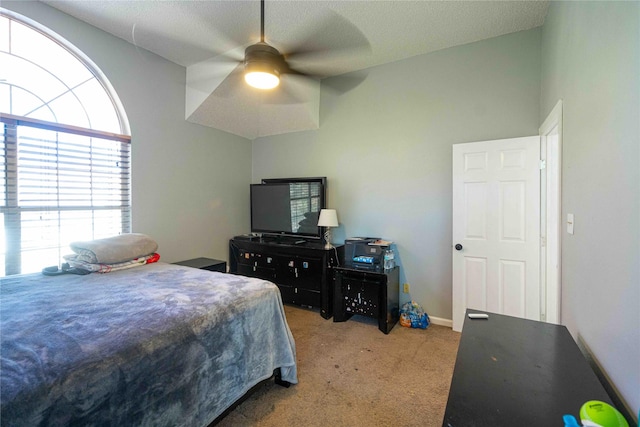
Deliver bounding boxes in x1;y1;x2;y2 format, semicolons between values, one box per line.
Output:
324;229;333;250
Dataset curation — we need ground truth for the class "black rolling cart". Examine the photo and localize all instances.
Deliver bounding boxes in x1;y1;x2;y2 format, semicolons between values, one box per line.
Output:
173;257;227;272
333;266;400;334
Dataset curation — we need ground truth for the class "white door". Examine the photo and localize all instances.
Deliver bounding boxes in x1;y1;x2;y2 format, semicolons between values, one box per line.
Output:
452;136;541;332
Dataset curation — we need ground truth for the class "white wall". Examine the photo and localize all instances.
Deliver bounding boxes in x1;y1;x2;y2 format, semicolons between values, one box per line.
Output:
253;29;542;321
540;1;639;416
4;1;253;264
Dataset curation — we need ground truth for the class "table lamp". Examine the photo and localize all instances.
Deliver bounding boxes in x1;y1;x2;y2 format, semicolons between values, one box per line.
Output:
317;209;338;249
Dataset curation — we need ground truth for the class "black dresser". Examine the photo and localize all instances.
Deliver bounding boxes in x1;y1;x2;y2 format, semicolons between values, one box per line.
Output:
229;238;343;319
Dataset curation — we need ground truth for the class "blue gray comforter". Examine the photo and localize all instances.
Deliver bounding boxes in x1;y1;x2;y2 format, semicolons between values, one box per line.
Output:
0;263;297;426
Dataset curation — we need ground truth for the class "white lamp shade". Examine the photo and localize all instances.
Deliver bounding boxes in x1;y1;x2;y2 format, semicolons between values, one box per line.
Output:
317;209;339;227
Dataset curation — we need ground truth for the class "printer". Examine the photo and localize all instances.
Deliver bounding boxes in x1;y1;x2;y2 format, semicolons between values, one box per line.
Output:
343;237;395;272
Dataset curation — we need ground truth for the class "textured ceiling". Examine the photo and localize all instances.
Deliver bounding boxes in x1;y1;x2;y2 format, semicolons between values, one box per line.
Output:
40;0;550;139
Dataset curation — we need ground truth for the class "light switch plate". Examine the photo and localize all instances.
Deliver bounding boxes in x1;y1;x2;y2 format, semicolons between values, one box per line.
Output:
567;213;574;235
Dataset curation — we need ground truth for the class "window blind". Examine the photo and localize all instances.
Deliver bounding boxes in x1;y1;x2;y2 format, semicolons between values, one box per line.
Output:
1;116;131;276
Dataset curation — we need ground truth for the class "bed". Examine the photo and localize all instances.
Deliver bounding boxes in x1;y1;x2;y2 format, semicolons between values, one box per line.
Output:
0;262;298;426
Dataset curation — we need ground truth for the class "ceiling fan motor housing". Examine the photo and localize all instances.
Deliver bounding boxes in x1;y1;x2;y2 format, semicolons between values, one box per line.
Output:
244;42;283;77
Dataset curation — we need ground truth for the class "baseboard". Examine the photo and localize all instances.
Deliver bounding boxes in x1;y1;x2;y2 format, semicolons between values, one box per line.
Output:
576;336;637;425
430;316;453;328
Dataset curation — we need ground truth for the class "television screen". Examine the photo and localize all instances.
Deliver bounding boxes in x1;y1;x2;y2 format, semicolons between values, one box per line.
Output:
251;178;326;239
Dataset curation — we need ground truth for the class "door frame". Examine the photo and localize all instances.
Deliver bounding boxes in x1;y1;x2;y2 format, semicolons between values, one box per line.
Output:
539;100;563;324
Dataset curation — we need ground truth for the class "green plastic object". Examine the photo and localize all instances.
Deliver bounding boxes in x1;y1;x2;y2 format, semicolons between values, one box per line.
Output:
580;400;629;427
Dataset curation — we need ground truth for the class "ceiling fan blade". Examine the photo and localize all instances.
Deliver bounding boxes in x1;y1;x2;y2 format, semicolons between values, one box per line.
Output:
284;10;371;64
280;63;312;77
187;53;243;92
210;63;309;104
261;74;319;105
283;64;368;96
321;71;368;96
211;63;246;98
189;1;259;57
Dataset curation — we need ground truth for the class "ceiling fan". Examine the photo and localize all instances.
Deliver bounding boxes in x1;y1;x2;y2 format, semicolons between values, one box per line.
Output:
216;0;371;101
243;0;286;90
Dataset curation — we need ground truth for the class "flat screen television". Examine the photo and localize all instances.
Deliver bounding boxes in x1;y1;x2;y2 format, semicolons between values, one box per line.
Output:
251;177;326;239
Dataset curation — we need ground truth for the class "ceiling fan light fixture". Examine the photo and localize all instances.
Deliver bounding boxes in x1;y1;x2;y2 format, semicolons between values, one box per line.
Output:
244;42;282;90
244;62;280;89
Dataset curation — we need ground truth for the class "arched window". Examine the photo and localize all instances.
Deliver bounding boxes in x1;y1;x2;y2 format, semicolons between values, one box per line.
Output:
0;10;131;276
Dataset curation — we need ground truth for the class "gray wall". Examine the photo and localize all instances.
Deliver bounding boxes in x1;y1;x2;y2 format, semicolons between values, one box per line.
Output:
540;1;639;416
253;28;542;321
253;1;640;415
4;1;253;264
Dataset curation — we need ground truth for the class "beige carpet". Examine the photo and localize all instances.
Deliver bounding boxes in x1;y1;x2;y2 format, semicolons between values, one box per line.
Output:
217;304;461;427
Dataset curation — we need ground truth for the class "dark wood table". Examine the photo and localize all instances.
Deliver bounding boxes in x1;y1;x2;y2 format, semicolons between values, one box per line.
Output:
443;310;614;426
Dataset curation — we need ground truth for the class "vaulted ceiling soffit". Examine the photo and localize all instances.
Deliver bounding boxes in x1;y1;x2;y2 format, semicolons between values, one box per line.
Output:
185;46;320;140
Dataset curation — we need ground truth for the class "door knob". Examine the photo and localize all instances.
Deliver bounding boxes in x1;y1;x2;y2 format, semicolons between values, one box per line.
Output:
455;244;463;251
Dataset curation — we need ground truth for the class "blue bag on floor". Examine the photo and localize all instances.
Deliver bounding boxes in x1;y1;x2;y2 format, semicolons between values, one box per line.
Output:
399;301;430;329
